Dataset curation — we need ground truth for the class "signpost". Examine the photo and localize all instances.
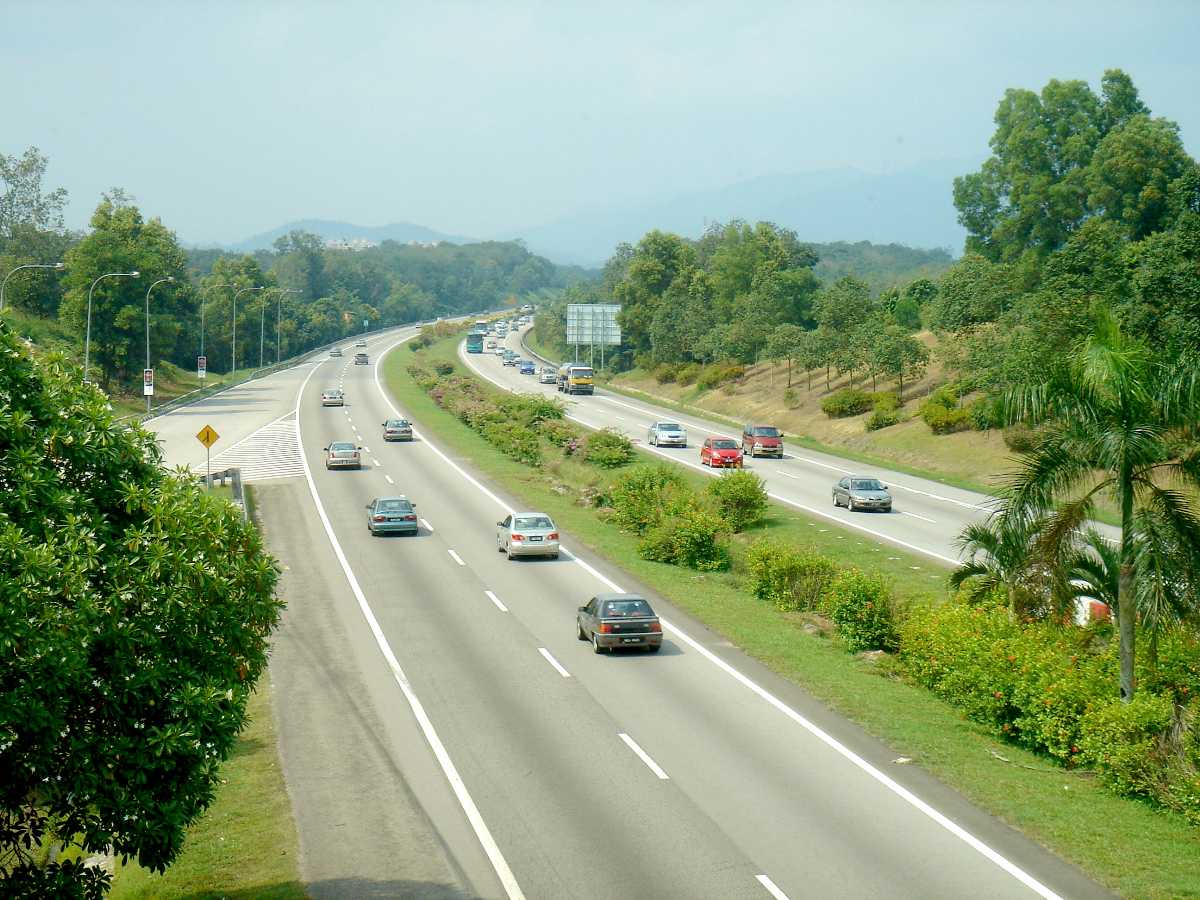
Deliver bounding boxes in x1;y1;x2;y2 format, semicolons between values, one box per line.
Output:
566;303;621;367
197;355;207;380
196;424;220;489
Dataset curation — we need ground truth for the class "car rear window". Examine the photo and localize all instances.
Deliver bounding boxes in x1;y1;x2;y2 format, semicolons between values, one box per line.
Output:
752;427;780;437
330;442;356;451
514;516;554;529
712;439;738;449
378;499;411;511
603;599;654;617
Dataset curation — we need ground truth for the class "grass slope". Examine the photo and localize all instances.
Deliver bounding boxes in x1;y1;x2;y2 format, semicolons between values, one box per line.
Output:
384;335;1200;900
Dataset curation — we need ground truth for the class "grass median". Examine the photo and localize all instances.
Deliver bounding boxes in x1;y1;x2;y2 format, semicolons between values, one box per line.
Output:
384;334;1200;899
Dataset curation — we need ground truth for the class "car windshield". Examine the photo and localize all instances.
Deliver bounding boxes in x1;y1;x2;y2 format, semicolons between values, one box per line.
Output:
603;599;654;617
712;439;738;449
377;499;411;511
658;423;682;431
852;479;884;491
572;368;593;377
752;427;780;437
514;516;554;530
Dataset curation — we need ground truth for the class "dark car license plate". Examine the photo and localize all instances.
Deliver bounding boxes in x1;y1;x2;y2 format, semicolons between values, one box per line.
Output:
528;536;542;542
621;637;642;644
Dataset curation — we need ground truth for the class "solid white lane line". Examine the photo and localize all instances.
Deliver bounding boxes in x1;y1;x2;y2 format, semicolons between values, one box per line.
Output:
899;510;937;524
484;590;508;612
537;647;571;678
379;338;1062;899
363;445;371;453
294;355;525;900
373;459;382;467
618;733;669;780
420;518;434;531
756;873;791;900
385;474;395;485
447;549;466;566
779;471;802;479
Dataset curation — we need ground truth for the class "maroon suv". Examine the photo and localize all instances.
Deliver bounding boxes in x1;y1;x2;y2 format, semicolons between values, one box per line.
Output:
742;424;783;458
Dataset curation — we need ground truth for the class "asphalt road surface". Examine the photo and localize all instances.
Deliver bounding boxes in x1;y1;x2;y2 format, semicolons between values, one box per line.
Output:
150;326;1110;899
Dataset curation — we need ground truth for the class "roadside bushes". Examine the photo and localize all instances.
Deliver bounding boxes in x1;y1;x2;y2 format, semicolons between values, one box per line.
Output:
745;539;838;612
583;428;635;468
706;471;768;532
433;360;455;376
697;361;745;390
825;569;899;652
865;392;902;431
606;464;689;535
676;363;701;386
920;385;972;434
822;388;874;418
606;464;730;570
653;363;679;384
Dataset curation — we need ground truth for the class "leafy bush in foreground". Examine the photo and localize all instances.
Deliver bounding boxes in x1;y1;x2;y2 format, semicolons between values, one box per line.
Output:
583;428;635;468
639;506;731;571
824;569;899;652
606;464;690;535
744;539;838;612
706;470;769;532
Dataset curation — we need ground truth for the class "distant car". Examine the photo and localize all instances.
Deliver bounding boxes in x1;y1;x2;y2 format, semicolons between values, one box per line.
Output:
382;418;413;441
329;347;343;357
700;436;743;468
355;338;367;347
320;388;344;407
647;421;687;448
365;496;418;535
485;339;497;349
502;353;519;367
496;511;559;560
576;593;663;654
519;360;536;375
495;345;507;355
539;366;557;384
323;441;362;470
354;352;369;365
833;475;892;512
742;424;783;458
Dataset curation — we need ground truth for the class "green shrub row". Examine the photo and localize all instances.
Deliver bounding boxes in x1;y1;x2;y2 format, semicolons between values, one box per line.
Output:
584;428;635;468
821;387;874;418
899;599;1200;823
652;360;745;390
865;391;903;431
920;384;998;434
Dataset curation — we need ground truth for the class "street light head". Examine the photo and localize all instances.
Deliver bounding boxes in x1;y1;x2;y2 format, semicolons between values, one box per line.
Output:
130;271;141;277
54;262;65;270
166;276;175;283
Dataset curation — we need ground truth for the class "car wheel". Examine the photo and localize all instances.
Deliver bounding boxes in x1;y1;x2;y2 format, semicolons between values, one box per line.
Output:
647;644;661;653
592;633;606;654
577;621;588;641
833;494;840;507
550;552;560;560
848;497;856;512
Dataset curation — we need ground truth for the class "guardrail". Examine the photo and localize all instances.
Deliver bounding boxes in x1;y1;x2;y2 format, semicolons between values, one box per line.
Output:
197;466;246;521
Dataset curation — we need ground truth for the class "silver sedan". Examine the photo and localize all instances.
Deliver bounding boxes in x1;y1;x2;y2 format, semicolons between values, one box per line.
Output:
496;512;560;560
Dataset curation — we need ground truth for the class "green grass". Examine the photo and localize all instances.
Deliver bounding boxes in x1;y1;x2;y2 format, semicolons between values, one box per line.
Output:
385;336;1200;900
109;670;304;899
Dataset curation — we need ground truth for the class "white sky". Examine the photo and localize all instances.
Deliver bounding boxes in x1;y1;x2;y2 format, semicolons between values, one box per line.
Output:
4;0;1197;244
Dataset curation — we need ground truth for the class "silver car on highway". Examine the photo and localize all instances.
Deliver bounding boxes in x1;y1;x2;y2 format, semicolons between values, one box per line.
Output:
832;475;893;512
647;421;687;448
496;512;560;560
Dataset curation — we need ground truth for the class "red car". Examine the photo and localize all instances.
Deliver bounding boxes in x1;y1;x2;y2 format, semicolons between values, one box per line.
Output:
742;424;783;458
700;436;743;468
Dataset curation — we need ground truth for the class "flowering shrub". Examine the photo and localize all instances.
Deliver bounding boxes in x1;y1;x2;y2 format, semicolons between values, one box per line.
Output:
824;568;898;652
583;428;635;468
744;539;837;612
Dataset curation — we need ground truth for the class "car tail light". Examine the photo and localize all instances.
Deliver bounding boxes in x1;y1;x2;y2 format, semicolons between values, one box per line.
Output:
547;532;558;540
511;534;524;541
599;623;613;633
404;515;416;521
648;622;662;632
373;515;386;522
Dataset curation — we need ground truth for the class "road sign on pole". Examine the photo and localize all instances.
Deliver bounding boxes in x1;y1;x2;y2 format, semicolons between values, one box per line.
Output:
197;355;207;379
196;424;219;490
143;368;154;396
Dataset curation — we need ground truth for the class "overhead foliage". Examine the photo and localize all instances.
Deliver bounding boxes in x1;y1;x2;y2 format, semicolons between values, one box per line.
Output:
0;323;283;894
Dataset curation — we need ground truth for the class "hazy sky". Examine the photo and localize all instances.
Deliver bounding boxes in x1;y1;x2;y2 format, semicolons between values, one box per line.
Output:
4;1;1197;244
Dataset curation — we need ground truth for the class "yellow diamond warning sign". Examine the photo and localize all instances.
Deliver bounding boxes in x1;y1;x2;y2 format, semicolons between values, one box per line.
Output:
196;425;220;449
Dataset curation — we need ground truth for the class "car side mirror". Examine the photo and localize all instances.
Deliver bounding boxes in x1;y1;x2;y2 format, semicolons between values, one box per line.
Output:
365;504;371;509
357;446;363;450
578;605;588;612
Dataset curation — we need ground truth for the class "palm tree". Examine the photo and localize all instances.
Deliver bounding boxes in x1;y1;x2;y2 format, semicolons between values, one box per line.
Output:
996;309;1200;700
951;514;1057;619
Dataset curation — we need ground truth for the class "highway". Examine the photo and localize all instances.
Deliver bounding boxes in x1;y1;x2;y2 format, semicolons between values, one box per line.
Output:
149;327;1107;899
466;326;1119;567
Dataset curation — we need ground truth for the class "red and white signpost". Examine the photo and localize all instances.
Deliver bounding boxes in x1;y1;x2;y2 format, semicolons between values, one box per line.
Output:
197;355;207;380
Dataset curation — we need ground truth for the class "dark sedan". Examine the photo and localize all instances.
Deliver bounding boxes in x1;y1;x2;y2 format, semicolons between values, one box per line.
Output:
365;496;419;535
832;476;892;512
577;593;663;654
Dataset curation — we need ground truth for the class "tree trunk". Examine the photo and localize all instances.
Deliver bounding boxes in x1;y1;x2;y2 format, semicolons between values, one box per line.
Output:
825;365;830;391
786;358;792;388
871;371;877;392
807;368;812;391
898;365;904;400
1118;464;1136;701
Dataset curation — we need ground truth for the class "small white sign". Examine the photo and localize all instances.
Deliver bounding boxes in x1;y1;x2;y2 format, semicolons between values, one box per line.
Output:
143;368;154;396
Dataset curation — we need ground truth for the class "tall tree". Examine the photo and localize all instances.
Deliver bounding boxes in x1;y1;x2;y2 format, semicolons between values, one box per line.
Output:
0;147;68;243
996;309;1200;699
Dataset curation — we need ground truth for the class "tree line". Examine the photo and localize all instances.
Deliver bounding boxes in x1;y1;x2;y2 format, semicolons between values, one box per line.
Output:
0;151;578;390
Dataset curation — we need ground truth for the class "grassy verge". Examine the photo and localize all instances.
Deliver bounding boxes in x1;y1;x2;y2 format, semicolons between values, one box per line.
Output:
385;336;1200;899
109;672;303;899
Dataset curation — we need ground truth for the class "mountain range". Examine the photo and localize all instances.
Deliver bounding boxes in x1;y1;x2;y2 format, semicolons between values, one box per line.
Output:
215;161;977;266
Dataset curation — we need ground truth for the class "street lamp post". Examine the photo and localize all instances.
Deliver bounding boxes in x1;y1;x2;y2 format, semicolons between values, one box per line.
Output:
273;288;299;364
144;276;174;412
84;270;140;383
0;262;64;313
232;285;265;374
